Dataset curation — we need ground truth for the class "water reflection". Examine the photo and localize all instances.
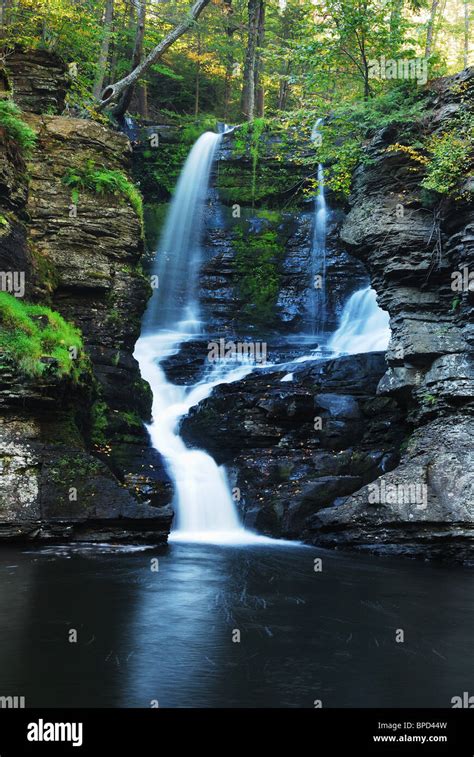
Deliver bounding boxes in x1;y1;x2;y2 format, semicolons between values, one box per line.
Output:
0;544;471;708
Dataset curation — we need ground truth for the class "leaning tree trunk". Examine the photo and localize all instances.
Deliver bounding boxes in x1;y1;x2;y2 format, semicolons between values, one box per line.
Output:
93;0;115;99
98;0;211;111
241;0;260;121
112;0;147;118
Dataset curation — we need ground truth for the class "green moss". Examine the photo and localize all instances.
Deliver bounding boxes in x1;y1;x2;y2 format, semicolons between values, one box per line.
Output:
106;308;121;327
217;162;301;206
90;400;109;446
0;292;88;381
0;214;10;233
30;246;59;294
49;454;103;484
256;209;282;223
136;115;218;199
63;160;143;219
0;100;36;154
143;203;169;251
232;223;285;325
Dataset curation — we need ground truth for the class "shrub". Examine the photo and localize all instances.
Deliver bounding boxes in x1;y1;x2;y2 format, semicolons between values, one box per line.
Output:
0;100;36;154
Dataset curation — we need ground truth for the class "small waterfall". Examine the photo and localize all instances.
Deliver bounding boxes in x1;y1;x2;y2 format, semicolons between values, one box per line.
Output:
328;287;391;355
310;119;327;336
136;132;274;544
144;131;222;332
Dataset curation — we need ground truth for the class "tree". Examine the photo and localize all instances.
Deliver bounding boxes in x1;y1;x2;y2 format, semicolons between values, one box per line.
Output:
112;0;147;118
92;0;115;100
425;0;440;57
241;0;265;120
98;0;212;110
463;0;470;68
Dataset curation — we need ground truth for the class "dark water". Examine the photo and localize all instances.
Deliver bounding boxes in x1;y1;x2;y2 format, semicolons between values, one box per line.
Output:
0;542;472;708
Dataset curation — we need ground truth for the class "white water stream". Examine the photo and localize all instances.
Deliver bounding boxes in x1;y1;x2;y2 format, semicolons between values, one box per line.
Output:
136;131;390;543
136;132;276;544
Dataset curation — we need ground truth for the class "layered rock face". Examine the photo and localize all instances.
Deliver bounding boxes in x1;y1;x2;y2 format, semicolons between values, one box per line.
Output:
148;126;367;386
3;48;69;115
200;131;367;337
181;352;406;539
181;70;473;562
330;68;474;561
0;56;172;542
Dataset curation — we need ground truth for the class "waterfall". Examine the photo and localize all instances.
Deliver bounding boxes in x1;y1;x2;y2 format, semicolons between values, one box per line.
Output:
135;132;274;544
144;131;222;332
310;119;327;336
328;287;391;355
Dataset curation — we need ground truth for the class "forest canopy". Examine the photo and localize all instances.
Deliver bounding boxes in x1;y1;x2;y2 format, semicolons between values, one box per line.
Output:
0;0;471;123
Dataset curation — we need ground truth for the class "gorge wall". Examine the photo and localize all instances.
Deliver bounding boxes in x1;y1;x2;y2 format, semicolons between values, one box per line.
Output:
0;50;172;542
180;70;474;563
0;50;472;562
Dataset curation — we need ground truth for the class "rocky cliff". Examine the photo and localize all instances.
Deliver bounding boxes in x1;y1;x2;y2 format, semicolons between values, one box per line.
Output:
180;70;473;562
0;53;172;542
326;67;474;561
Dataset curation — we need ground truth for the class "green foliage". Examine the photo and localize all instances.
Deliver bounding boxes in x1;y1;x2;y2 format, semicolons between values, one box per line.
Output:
0;292;87;380
232;221;285;325
421;116;474;196
63;160;143;219
280;84;429;199
232;118;267;202
386;110;474;198
0;100;36;154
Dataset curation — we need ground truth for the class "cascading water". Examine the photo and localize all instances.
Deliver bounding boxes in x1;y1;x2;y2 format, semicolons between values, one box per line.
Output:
135;132;275;544
143;131;222;331
328;286;391;355
309;119;327;336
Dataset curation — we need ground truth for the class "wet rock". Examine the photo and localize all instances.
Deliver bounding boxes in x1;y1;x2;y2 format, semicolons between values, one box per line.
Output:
181;351;406;538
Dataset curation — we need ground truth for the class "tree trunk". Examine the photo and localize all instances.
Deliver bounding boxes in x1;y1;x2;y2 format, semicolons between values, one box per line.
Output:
425;0;440;58
0;0;12;30
92;0;115;100
241;0;260;121
112;0;146;118
277;60;291;110
254;0;265;117
98;0;212;111
389;0;403;51
194;30;201;117
222;0;235;122
464;0;470;69
137;80;148;117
